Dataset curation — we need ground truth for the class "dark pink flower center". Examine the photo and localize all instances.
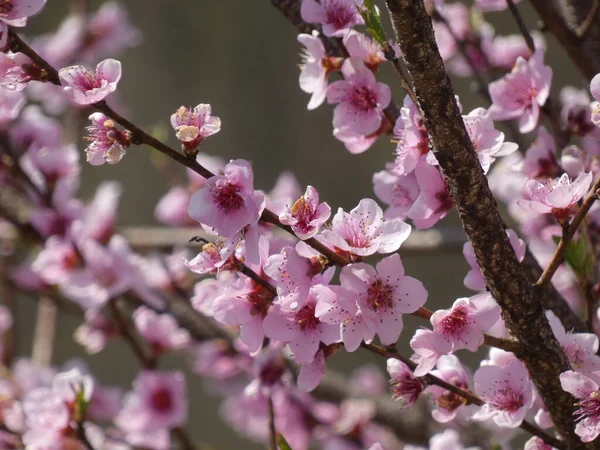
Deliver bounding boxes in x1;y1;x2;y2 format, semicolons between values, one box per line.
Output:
72;69;103;91
350;86;378;112
390;374;423;407
434;190;453;215
490;388;524;412
439;305;468;336
290;196;316;233
212;179;244;213
366;279;394;311
325;0;358;29
150;388;173;412
575;391;600;423
0;0;13;16
295;304;320;331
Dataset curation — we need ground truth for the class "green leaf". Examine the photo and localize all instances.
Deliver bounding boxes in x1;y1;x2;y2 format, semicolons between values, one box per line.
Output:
278;434;293;450
562;235;593;279
356;0;387;46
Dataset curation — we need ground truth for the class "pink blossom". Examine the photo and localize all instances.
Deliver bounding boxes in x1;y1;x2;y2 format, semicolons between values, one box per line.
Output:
410;328;446;377
489;49;552;133
133;306;191;355
350;364;386;396
525;436;558;450
0;0;47;48
404;429;471;450
560;370;600;442
315;285;374;352
407;158;453;229
517;172;593;220
372;169;420;220
298;31;339;110
0;51;34;91
32;236;81;285
297;349;326;391
279;185;331;240
170;104;221;153
327;58;391;136
431;2;469;62
561;86;596;137
520;126;560;178
154;186;195;227
463;229;525;291
59;59;122;105
343;30;385;69
482;32;541;71
185;239;238;275
319;198;411;257
386;359;424;408
430;293;500;353
547;311;600;375
332;122;380;154
188;159;264;238
590;74;600;127
476;0;521;12
339;254;427;345
300;0;364;37
0;88;24;126
390;97;430;176
263;286;340;363
427;355;470;423
473;359;534;427
463;107;518;173
22;144;79;190
10;105;62;149
85;112;131;165
116;371;188;432
74;309;116;354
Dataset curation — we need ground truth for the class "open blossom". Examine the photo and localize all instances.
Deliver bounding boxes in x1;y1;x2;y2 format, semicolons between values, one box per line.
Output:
343;30;384;68
85;112;131;165
390;97;429;176
116;371;187;433
188;159;265;238
170;104;221;153
263;286;340;363
489;49;552;133
590;74;600;126
517;172;593;220
0;0;47;48
0;88;24;126
427;355;470;423
463;229;525;291
520;126;560;178
408;158;453;229
327;58;391;136
339;254;427;345
300;0;364;37
279;185;331;240
372;169;420;220
298;31;341;110
133;306;191;355
59;59;122;105
463;107;518;173
473;359;534;428
0;52;36;91
560;370;600;442
387;359;424;408
319;198;411;257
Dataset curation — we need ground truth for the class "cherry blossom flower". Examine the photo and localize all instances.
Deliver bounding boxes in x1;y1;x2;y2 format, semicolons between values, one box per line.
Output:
279;185;331;240
0;0;47;49
407;158;453;229
263;286;340;363
386;359;424;408
476;0;520;12
297;349;326;391
517;172;593;221
463;107;518;173
298;31;341;110
473;359;534;428
560;370;600;442
133;306;191;355
372;169;420;220
0;52;35;91
59;59;122;105
300;0;364;37
404;429;474;450
185;239;238;275
319;198;411;257
489;49;552;133
520;126;560;178
524;436;558;450
561;86;595;137
188;159;265;238
339;254;428;345
116;371;188;432
327;58;391;136
154;186;195;227
343;30;385;69
427;355;469;423
85;112;131;165
463;229;525;291
390;97;430;176
547;311;600;375
10;105;62;149
590;73;600;126
0;88;24;126
170;104;221;154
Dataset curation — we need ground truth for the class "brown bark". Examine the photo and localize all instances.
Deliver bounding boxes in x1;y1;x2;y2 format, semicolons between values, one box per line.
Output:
384;0;588;446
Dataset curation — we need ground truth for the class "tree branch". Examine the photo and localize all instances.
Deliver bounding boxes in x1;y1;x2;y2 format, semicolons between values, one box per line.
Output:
383;0;585;446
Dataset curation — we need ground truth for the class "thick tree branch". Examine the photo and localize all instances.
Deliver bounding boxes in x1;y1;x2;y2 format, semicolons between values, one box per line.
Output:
383;0;586;446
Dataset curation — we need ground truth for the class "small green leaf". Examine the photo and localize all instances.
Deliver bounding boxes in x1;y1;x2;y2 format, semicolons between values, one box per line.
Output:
356;1;387;46
278;434;293;450
563;235;593;280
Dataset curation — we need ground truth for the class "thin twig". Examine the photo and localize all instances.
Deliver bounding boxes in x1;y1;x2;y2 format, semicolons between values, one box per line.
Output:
172;427;197;450
537;176;600;288
108;300;155;369
31;297;56;367
361;343;565;449
576;0;600;39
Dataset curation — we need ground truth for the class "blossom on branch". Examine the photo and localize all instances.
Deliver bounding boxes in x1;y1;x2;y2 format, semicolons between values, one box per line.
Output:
59;58;122;105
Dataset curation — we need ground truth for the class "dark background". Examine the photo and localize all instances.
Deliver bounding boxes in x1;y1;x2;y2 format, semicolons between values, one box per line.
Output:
12;1;586;448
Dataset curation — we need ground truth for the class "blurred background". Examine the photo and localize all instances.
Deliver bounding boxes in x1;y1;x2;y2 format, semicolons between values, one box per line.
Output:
10;0;587;448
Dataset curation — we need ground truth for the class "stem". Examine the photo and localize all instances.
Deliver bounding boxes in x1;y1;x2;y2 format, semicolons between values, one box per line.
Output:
361;343;566;449
108;300;155;369
267;395;277;450
576;0;600;38
31;297;56;367
537;176;600;288
172;427;197;450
